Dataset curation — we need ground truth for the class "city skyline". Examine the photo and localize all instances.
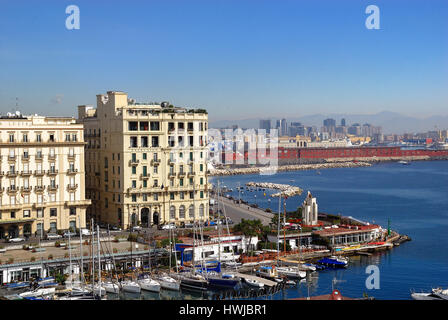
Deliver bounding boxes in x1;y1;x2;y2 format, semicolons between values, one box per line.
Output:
1;0;447;121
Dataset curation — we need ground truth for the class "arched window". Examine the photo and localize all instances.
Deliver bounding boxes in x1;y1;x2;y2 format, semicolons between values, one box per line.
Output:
179;205;185;219
199;204;204;217
189;205;194;218
170;205;176;220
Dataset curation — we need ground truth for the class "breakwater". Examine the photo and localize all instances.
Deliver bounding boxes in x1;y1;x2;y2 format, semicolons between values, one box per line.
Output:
245;182;303;197
210;161;371;176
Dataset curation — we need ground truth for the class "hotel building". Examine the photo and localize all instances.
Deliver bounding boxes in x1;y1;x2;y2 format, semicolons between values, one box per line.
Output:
0;113;90;239
77;91;209;229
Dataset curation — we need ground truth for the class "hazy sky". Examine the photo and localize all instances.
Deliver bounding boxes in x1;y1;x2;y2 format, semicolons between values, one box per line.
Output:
0;0;447;122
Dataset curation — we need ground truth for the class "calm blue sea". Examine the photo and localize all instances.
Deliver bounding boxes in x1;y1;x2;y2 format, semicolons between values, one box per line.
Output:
210;160;448;300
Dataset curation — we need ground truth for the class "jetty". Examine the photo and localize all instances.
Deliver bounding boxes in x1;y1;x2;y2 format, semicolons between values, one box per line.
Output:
209;161;372;176
245;182;303;197
233;272;277;287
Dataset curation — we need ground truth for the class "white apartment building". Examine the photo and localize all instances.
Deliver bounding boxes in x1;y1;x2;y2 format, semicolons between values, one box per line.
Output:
77;91;209;229
0;113;90;239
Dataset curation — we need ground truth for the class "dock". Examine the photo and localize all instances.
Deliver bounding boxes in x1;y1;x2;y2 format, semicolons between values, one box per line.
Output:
233;272;277;287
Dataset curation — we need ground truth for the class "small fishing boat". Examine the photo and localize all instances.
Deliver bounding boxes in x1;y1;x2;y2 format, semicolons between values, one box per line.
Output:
245;278;264;288
121;280;141;293
276;267;306;279
398;160;410;165
138;278;161;293
256;265;278;279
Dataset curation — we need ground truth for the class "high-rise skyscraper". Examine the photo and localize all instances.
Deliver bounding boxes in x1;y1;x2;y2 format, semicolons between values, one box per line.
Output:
259;119;271;134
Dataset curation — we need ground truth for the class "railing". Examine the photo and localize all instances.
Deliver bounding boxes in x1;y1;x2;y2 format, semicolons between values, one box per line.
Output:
20;186;32;192
67;184;78;190
66;169;78;174
47;169;59;175
34;170;45;176
47;184;58;191
20;170;31;176
6;171;18;177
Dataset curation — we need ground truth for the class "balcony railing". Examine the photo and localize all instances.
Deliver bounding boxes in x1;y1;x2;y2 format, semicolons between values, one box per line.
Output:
20;170;32;176
6;171;18;177
48;154;56;160
140;174;149;180
34;170;45;176
34;185;45;192
35;154;43;160
7;186;17;193
67;184;78;190
7;155;16;161
66;169;78;175
151;159;160;166
47;169;59;175
129;159;139;166
47;184;58;191
21;186;32;192
68;154;75;160
21;155;30;161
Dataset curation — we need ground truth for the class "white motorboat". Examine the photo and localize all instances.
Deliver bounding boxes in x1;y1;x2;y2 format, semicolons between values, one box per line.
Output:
138;278;161;293
103;281;120;294
299;263;317;272
411;292;443;300
19;287;56;298
121;280;141;293
276;267;306;279
245;278;264;288
432;288;448;300
67;286;92;296
156;275;180;291
330;256;349;265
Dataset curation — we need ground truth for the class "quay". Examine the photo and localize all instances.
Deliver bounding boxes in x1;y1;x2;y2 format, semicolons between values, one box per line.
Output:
233;272;277;287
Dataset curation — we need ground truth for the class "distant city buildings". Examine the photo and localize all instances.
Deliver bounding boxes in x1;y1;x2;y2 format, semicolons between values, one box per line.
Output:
259;119;271;134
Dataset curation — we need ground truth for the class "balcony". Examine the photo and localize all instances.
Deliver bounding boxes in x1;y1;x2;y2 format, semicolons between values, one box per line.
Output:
129;159;139;166
68;154;75;160
66;169;78;175
64;199;91;207
21;186;32;193
7;155;16;162
47;169;59;175
7;186;17;193
188;171;196;176
47;184;58;191
178;171;186;177
151;159;160;166
140;174;149;180
35;154;43;161
48;154;56;160
126;187;140;194
168;159;176;165
20;170;32;176
21;155;30;162
169;171;176;178
34;170;45;176
6;170;18;177
67;184;78;191
34;185;45;192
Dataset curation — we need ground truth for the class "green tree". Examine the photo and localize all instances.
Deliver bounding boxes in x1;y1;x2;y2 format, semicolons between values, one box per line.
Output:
232;219;265;255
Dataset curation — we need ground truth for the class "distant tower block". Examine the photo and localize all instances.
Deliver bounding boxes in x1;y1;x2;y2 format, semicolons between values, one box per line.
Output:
302;191;318;225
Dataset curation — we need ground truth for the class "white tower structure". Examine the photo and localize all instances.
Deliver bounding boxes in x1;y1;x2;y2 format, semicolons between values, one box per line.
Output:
302;191;318;225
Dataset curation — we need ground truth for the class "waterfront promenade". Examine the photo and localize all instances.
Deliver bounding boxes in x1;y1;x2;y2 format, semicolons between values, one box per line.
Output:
219;196;274;225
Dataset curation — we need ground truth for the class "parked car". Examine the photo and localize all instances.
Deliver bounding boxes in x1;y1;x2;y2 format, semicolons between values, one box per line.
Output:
110;225;122;231
161;224;176;230
78;228;92;236
183;223;194;229
46;233;62;240
63;231;77;238
132;226;142;232
8;237;25;243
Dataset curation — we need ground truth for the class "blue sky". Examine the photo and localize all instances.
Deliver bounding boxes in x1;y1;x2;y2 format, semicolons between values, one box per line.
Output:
0;0;447;121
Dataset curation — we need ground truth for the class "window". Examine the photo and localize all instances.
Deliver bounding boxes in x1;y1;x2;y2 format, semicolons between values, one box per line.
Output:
142;193;148;201
153;193;158;201
11;212;15;219
131;153;137;162
140;121;149;131
170;192;174;200
37;209;43;218
50;208;57;217
200;177;203;185
36;134;41;142
9;134;14;143
23;133;28;142
153;166;158;174
200;191;204;199
49;134;55;142
130;137;137;148
187;122;194;131
180;178;184;187
23;194;29;204
50;222;57;233
23;210;30;218
143;180;147;188
199;204;204;217
151;136;159;147
180;192;184;200
190;191;194;199
141;136;148;147
132;166;136;175
189;205;194;218
179;205;185;219
189;136;194;146
66;134;71;141
170;206;176;219
150;121;160;131
50;193;56;202
128;121;138;131
132;194;137;202
200;164;203;172
132;180;136;188
142;153;147;160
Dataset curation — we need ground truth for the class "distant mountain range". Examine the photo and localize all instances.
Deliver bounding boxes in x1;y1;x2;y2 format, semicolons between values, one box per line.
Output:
210;111;448;134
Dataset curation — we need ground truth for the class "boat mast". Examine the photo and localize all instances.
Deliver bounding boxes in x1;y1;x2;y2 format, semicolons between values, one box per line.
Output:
79;215;84;288
283;196;287;253
277;195;282;263
91;218;94;293
217;181;222;269
68;228;72;288
97;225;102;297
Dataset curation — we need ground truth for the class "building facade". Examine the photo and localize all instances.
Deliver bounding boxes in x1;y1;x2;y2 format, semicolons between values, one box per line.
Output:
78;91;209;229
0;113;90;239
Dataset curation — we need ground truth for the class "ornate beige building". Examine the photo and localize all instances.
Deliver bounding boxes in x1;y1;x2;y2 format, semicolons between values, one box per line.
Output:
78;91;209;229
0;113;90;239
